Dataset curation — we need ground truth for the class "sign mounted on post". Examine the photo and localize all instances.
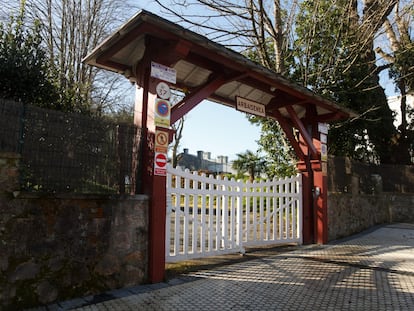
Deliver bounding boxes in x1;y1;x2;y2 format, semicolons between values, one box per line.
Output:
318;123;328;134
156;81;171;99
154;152;168;176
236;96;266;117
318;123;329;162
155;128;169;153
151;61;177;84
320;133;327;144
154;98;171;128
321;143;328;162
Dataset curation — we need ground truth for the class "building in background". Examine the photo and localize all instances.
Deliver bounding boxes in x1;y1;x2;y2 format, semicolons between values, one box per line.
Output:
176;148;236;175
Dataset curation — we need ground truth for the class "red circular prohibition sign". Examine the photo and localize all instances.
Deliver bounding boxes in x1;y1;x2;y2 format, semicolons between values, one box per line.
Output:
156;100;170;117
155;153;167;168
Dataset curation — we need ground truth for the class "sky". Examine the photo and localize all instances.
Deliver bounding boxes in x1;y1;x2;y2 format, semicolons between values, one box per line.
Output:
178;101;261;161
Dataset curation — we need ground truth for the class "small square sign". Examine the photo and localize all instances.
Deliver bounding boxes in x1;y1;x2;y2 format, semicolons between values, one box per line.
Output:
155;129;169;153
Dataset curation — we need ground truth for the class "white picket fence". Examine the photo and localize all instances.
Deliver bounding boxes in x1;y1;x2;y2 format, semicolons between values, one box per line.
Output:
166;165;303;262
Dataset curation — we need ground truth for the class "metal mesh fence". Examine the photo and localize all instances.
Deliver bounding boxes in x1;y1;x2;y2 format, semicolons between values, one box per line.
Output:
328;156;414;194
0;99;141;194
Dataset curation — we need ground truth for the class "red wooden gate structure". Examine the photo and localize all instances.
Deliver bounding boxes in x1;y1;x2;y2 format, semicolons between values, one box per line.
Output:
84;10;354;283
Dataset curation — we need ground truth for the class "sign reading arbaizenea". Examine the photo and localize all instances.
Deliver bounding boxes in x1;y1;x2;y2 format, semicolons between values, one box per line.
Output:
236;96;266;117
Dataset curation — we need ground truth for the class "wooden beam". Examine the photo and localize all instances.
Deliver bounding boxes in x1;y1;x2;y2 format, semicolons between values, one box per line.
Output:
286;105;318;157
184;52;226;74
269;109;305;160
155;39;192;66
170;74;227;124
170;72;247;124
96;24;149;64
315;112;345;123
96;32;192;80
268;97;309;110
95;59;130;73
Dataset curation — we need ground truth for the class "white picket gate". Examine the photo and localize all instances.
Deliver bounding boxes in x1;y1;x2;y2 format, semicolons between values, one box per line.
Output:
166;165;303;262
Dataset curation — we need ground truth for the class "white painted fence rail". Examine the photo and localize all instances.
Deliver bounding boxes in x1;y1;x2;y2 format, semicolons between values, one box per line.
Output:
166;165;302;262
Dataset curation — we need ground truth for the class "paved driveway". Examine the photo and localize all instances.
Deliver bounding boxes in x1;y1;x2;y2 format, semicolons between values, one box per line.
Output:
32;223;414;310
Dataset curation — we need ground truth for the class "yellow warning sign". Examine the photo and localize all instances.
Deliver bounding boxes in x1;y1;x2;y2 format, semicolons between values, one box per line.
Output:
155;129;169;153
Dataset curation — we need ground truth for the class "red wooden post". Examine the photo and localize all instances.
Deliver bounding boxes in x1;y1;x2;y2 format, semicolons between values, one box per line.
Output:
312;125;329;244
300;167;314;244
134;68;167;283
314;168;328;244
141;130;167;283
296;118;329;244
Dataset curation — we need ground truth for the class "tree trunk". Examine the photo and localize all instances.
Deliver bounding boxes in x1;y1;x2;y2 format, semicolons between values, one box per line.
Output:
347;0;398;163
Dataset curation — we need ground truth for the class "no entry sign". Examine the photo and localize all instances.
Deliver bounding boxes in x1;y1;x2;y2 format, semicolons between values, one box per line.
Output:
154;152;168;176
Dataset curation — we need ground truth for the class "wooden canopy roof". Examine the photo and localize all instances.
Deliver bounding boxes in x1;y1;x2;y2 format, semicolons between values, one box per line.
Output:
83;10;356;161
83;10;353;124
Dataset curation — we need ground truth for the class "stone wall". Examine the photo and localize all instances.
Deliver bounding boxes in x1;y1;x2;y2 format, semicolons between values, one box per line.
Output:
328;193;387;241
389;194;414;223
0;152;20;194
0;152;149;310
328;193;414;241
327;156;414;241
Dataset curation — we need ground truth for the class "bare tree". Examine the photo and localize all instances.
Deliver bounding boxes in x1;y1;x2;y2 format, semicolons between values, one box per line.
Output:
375;1;414;163
154;0;298;74
167;91;186;167
4;0;138;114
375;2;414;126
170;116;185;168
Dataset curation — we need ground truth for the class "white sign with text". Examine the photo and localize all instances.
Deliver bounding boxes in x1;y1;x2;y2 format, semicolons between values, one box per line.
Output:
236;96;266;117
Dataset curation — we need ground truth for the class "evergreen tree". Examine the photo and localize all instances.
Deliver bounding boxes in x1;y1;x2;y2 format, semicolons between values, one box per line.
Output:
232;150;266;182
376;5;414;164
293;0;397;163
248;116;297;178
0;2;63;109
